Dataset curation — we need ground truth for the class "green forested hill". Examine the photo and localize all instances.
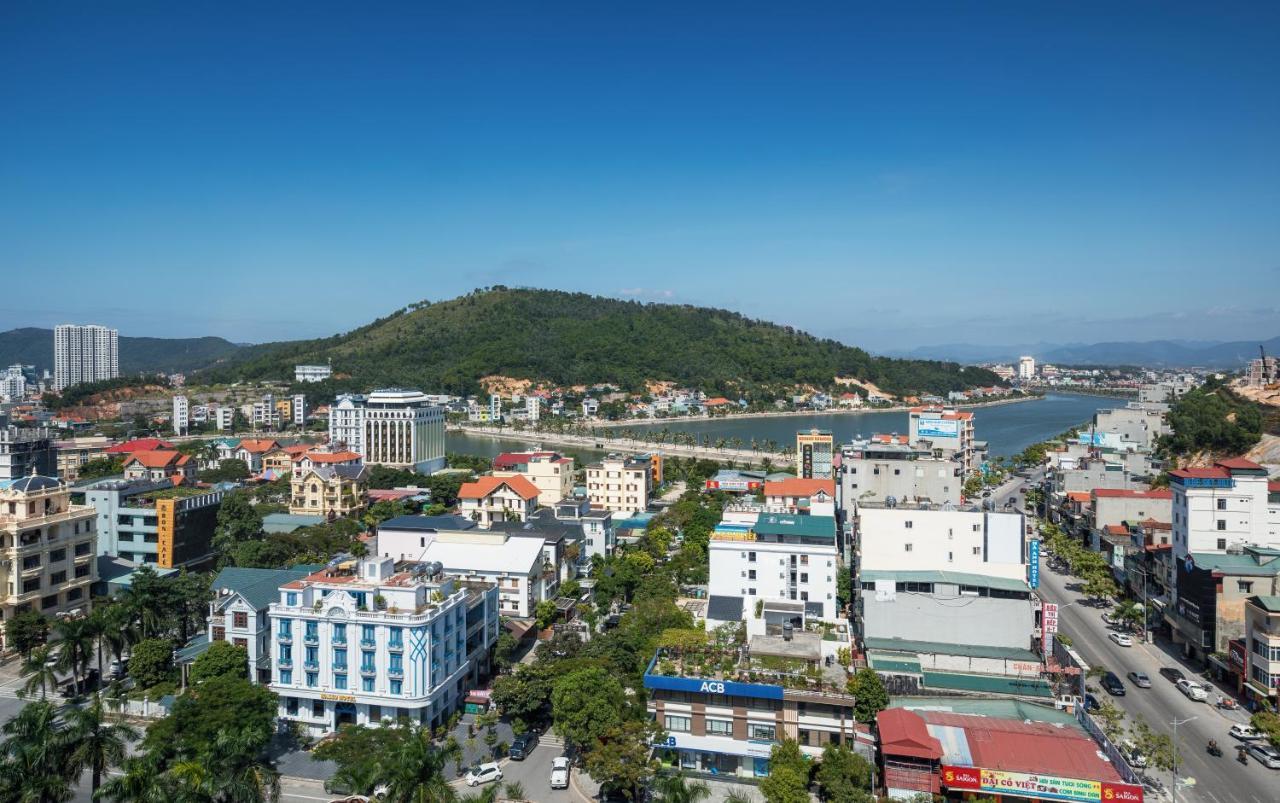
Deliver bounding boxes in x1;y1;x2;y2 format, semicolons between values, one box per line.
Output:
200;288;1002;397
0;327;243;375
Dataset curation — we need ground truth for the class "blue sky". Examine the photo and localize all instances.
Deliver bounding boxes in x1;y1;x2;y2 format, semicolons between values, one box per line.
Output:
2;1;1278;352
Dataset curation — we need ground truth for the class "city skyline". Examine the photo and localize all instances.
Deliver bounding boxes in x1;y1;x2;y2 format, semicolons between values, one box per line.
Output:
3;2;1279;350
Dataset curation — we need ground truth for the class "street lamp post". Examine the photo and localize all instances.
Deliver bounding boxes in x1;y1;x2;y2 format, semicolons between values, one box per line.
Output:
1169;715;1196;803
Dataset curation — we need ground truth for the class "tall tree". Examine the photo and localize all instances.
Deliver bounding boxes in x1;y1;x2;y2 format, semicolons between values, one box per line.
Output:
551;666;625;750
377;726;456;803
0;700;73;803
19;644;60;701
5;610;50;659
847;669;889;723
814;743;873;803
53;617;94;697
759;740;811;803
63;698;139;795
653;772;712;803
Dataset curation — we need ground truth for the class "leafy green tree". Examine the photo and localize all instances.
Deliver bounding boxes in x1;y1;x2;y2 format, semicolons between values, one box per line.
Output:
1129;718;1179;773
534;599;558;630
190;641;249;684
848;668;889;723
63;697;139;795
129;638;175;690
376;725;455;803
5;610;50;659
491;666;554;723
1251;710;1280;748
96;753;175;803
1081;572;1119;604
492;632;518;672
213;491;264;556
77;455;126;480
760;739;811;803
551;666;625;749
1161;383;1264;457
144;675;276;762
200;458;251;483
814;742;873;803
0;700;75;802
1095;700;1126;741
653;772;711;803
582;721;656;802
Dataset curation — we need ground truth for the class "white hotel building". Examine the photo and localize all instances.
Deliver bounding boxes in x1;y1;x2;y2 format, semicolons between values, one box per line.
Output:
268;557;499;736
328;390;446;473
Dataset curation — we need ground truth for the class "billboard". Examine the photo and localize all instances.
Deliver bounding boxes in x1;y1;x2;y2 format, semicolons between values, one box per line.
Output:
1041;602;1059;654
916;417;959;439
1028;539;1041;588
942;765;1142;803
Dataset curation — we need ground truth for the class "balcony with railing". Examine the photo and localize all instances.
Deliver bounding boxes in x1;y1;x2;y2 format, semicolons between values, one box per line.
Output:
303;632;319;646
360;666;376;678
333;664;348;674
278;658;293;670
277;633;293;645
388;666;404;679
303;660;320;672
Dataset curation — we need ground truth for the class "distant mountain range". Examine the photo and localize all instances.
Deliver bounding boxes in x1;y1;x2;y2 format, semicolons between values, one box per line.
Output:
0;327;244;375
887;337;1280;369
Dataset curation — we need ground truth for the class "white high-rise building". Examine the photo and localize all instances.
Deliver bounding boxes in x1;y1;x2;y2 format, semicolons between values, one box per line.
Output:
292;394;307;427
53;325;119;391
1170;459;1280;560
526;395;540;423
329;394;366;454
172;395;190;435
1017;355;1036;381
0;365;27;402
364;390;445;472
214;406;235;431
489;394;501;422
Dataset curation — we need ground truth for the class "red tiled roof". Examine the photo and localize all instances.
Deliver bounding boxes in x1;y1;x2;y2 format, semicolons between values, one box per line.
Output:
1066;492;1092;503
1104;524;1130;536
1270;481;1280;494
1216;457;1264;471
917;710;1123;783
764;478;835;498
871;433;910;445
1093;488;1172;499
704;397;732;406
125;450;189;469
305;451;361;464
459;475;540;501
1169;467;1230;480
105;438;174;454
492;451;557;469
876;709;943;761
238;439;280;454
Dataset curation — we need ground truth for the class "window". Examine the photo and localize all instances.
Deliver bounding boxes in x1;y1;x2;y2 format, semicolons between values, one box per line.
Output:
49;549;66;562
1239;581;1253;593
334;648;347;667
904;544;913;552
800;573;808;584
285;592;298;606
213;626;226;641
49;571;66;585
389;627;403;648
390;679;403;695
278;619;291;636
1217;499;1227;510
748;552;757;563
972;524;981;532
234;638;248;649
748;570;756;580
334;673;347;690
904;521;913;529
312;700;324;718
706;718;732;736
749;723;776;741
1218;539;1227;550
664;715;691;733
972;546;982;555
363;677;375;692
233;611;248;629
1217;520;1226;531
280;670;292;685
66;588;81;601
306;673;317;688
42;594;59;610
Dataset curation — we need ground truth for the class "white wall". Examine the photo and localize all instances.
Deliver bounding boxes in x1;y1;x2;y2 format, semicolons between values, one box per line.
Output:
858;507;1025;581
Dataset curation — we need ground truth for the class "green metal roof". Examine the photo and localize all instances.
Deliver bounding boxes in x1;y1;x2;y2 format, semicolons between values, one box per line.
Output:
1189;551;1280;577
922;670;1053;698
1249;595;1280;613
867;651;923;674
211;566;311;610
858;569;1029;593
175;634;211;663
753;513;836;539
892;696;1079;726
864;637;1041;663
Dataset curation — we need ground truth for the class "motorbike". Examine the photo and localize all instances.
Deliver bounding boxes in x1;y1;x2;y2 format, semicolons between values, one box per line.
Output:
1207;741;1222;757
1215;696;1238;710
1237;746;1249;765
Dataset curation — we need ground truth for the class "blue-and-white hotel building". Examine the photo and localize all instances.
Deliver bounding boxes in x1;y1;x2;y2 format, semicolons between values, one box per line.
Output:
268;556;499;736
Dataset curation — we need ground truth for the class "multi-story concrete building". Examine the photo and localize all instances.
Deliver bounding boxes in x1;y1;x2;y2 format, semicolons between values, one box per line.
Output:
214;406;235;431
552;499;615;566
53;324;118;391
328;394;366;454
458;475;539;527
0;365;28;402
908;407;976;476
289;465;369;518
1170;458;1280;560
1090;488;1172;532
292;394;307;427
795;429;834;479
644;631;865;777
586;454;652;514
295;364;333;383
1246;356;1278;388
706;513;841;634
525;395;540;423
763;478;836;517
122;450;196;484
86;478;222;568
1017;355;1036;381
350;390;446;473
1168;546;1280;661
0;425;56;482
837;438;962;512
53;435;112;481
172;395;190;436
489;394;501;422
856;505;1028;583
1242;595;1280;709
0;476;97;644
1091;404;1169;452
492;451;575;507
373;520;550;617
269;557;500;735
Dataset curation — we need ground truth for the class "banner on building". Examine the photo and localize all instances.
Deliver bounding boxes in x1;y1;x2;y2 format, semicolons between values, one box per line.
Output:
942;765;1142;803
1041;602;1059;655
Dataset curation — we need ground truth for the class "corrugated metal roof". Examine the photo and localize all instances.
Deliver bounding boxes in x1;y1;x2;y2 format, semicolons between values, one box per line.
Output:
864;637;1040;663
922;670;1053;698
859;569;1029;593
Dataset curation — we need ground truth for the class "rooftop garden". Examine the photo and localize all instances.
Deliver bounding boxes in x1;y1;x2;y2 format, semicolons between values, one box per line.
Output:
649;623;850;694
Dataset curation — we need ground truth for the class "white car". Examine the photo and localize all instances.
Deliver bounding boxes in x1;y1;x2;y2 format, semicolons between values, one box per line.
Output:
1247;742;1280;769
464;763;503;787
1108;631;1133;647
1229;724;1262;741
1176;679;1208;701
550;756;570;789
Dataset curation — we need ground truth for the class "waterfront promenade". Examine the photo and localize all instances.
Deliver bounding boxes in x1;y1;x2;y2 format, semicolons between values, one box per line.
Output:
449;424;774;465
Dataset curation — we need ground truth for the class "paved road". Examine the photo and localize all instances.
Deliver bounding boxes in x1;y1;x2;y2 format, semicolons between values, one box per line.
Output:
1003;470;1280;803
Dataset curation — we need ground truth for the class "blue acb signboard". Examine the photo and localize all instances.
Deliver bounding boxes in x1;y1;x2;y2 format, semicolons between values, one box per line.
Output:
1028;540;1040;589
643;673;785;701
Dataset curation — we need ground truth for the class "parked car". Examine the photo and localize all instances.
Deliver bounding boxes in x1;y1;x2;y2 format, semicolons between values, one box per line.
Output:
1119;739;1148;768
1084;693;1102;712
1100;672;1126;696
1108;632;1133;647
509;732;539;761
550;757;570;789
1159;667;1186;684
1229;724;1263;741
1127;671;1152;688
108;659;126;679
1176;678;1208;701
1247;743;1280;769
464;763;503;787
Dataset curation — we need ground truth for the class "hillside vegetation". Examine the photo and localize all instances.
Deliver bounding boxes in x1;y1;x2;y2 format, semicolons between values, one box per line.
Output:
200;287;1001;397
0;327;243;375
1160;378;1270;458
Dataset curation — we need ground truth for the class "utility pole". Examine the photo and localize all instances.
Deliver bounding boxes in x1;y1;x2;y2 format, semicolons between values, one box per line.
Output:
1169;715;1196;803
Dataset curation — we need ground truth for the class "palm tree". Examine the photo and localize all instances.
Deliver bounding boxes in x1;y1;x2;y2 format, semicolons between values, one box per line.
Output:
503;781;526;800
19;644;60;700
378;727;455;803
172;727;279;803
63;698;138;795
54;617;94;698
95;754;173;803
652;772;711;803
0;700;74;803
722;791;757;803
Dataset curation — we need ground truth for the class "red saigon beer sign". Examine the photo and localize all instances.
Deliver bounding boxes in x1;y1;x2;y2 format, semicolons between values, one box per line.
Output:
941;765;1142;803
